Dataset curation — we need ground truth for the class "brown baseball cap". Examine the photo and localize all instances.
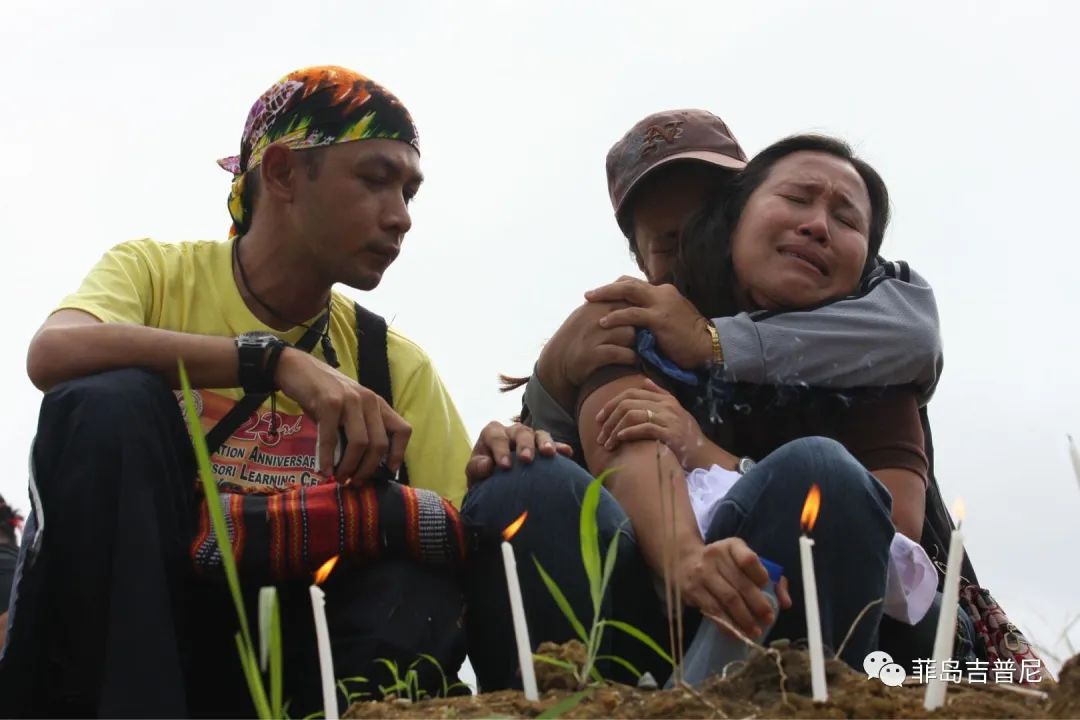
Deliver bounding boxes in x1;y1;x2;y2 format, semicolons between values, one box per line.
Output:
606;109;747;236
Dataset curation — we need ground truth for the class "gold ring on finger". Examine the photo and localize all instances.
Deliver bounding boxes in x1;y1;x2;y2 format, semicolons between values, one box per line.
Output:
646;409;655;423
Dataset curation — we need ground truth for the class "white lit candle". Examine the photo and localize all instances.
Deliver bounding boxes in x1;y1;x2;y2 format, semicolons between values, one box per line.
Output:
311;556;340;720
925;500;965;711
799;484;827;702
259;586;275;672
501;512;539;701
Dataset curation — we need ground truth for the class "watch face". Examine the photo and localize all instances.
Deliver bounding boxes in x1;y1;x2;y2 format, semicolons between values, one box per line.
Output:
238;331;278;346
738;457;756;475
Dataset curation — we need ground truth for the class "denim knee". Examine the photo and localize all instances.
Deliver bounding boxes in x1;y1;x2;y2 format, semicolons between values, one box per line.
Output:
715;436;894;550
461;454;632;549
766;436;893;519
464;453;599;521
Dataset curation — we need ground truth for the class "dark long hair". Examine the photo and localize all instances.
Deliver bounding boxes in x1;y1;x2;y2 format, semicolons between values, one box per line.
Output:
672;134;891;319
0;494;22;546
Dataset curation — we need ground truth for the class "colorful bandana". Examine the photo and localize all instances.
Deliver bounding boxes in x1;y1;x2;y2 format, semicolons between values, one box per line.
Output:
218;65;420;238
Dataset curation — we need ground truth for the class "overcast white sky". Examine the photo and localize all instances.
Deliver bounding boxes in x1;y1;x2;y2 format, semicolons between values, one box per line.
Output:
3;0;1078;677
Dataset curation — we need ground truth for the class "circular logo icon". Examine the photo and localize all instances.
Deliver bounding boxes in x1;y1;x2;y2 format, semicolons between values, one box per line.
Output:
879;662;907;687
863;650;894;679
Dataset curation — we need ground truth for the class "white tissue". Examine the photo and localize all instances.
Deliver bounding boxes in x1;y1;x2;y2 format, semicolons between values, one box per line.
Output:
685;464;742;539
883;532;937;624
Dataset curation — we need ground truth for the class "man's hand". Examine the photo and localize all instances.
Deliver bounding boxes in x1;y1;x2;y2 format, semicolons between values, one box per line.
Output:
275;347;411;483
535;301;638;413
594;379;712;469
466;422;574;486
585;277;714;370
677;537;793;640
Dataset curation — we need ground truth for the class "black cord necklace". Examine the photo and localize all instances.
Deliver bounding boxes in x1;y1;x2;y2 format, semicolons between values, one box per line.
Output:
232;235;339;368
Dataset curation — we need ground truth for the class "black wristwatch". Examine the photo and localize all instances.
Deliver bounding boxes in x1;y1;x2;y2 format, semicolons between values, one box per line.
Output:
235;332;288;393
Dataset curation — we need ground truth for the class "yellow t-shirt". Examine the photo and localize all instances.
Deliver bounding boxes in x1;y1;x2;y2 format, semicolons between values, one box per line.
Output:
57;238;470;507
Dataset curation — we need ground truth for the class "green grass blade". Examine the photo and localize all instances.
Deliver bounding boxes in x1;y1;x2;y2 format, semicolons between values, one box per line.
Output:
579;476;603;613
406;668;421;702
336;676;371;705
532;654;579;673
601;619;674;666
532;557;588;642
376;658;402;683
269;589;283;718
599;524;623;609
413;653;450;697
235;632;273;719
595;654;642;680
536;690;591;719
178;362;253;649
588;664;604;684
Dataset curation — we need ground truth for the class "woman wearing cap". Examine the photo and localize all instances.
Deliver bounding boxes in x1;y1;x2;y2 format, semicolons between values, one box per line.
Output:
514;109;941;461
465;134;947;690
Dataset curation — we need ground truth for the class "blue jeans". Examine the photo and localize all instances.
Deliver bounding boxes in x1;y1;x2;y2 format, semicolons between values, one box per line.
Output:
462;436;895;691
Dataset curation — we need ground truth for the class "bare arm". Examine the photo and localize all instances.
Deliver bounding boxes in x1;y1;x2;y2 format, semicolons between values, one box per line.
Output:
579;374;789;638
25;310;410;483
528;300;636;421
27;310;241;392
872;468;926;541
581;376;704;578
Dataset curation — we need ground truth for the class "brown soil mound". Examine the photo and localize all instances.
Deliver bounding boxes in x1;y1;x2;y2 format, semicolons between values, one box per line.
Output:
1048;654;1080;719
344;643;1071;719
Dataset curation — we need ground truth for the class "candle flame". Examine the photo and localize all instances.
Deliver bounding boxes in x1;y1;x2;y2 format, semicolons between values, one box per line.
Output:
951;498;966;524
314;555;340;585
800;484;822;532
502;511;528;541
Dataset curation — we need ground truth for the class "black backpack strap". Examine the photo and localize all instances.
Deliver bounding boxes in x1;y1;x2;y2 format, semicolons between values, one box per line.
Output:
354;302;410;485
205;313;330;457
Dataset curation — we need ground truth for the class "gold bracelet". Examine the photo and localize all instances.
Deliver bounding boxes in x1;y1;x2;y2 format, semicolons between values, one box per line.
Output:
705;322;724;366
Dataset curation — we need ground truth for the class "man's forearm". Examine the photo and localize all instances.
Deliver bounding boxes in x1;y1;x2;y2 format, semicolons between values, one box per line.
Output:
28;322;241;391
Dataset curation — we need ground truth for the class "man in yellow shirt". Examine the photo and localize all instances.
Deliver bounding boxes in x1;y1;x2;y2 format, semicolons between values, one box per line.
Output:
0;65;565;718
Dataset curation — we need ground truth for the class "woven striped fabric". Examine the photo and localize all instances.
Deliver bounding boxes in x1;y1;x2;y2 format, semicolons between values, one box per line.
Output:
190;480;466;582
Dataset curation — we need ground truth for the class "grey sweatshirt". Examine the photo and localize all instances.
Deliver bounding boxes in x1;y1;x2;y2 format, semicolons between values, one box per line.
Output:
521;260;942;443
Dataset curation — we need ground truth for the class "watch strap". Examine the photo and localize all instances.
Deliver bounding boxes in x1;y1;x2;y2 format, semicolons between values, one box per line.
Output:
236;335;287;393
